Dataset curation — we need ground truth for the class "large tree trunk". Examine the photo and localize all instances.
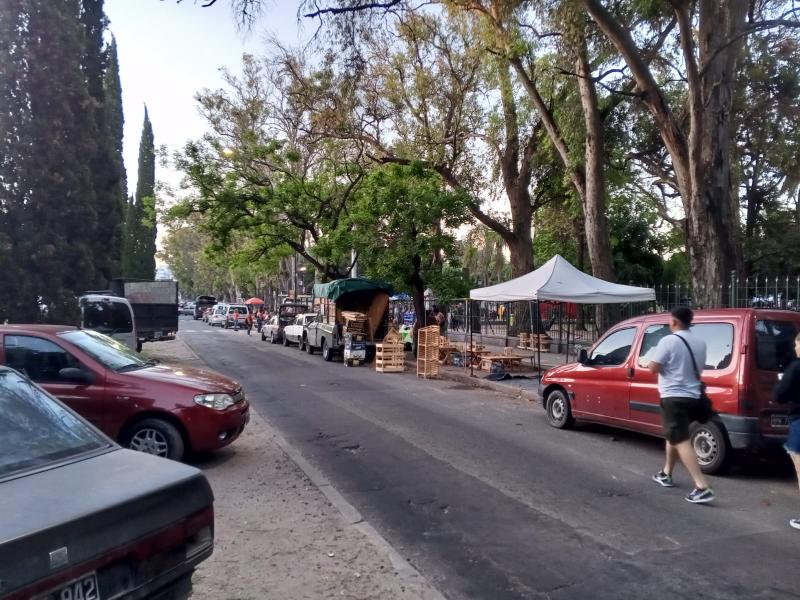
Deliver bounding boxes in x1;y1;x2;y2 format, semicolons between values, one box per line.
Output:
575;39;615;282
584;0;744;307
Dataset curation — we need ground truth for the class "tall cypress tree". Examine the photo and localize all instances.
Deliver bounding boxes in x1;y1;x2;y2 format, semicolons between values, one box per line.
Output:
122;108;156;279
0;0;99;321
81;0;123;286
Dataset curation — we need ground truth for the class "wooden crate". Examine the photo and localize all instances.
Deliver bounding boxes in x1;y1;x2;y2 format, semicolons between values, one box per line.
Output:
417;325;440;378
376;341;406;373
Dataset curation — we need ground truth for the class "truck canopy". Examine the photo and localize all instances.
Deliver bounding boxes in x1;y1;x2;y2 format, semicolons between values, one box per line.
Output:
313;278;394;302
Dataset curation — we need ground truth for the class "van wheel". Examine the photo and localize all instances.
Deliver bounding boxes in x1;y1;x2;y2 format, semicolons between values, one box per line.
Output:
322;340;333;362
136;340;143;353
691;421;729;474
545;389;574;429
125;418;184;461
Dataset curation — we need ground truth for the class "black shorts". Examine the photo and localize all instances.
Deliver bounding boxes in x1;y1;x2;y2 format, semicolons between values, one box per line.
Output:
660;397;697;444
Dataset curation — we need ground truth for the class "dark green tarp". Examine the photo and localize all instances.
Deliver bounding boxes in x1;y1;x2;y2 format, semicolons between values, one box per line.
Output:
313;278;394;302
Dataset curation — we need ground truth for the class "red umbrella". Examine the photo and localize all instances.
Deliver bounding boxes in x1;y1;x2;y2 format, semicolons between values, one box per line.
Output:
244;297;265;305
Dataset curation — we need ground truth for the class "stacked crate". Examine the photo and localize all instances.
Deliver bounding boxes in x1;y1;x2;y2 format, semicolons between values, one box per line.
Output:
417;325;440;379
375;340;406;373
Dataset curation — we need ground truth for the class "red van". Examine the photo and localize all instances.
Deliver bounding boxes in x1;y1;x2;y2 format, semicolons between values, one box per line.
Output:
539;309;800;474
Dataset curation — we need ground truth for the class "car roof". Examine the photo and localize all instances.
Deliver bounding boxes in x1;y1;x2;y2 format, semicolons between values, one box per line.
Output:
613;307;800;330
0;324;78;335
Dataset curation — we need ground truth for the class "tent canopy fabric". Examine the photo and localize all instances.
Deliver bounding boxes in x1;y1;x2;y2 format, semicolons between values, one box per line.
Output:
469;255;655;304
313;277;394;302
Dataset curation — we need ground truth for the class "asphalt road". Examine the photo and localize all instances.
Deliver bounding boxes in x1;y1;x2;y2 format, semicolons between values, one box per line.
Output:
179;317;800;600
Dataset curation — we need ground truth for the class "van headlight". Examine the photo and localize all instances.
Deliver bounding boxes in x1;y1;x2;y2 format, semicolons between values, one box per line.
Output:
194;393;235;410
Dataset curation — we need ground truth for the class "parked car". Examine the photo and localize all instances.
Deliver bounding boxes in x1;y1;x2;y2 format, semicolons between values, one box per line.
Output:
281;313;318;350
208;303;228;326
539;308;800;474
0;366;214;600
0;324;250;461
194;295;217;320
180;301;196;316
223;304;249;329
260;302;309;344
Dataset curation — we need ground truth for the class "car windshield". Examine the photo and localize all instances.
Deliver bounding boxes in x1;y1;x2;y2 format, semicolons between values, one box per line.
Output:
60;330;154;373
0;369;110;478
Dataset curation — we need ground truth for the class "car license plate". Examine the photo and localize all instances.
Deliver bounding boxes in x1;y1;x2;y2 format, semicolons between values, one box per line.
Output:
36;572;100;600
771;414;789;428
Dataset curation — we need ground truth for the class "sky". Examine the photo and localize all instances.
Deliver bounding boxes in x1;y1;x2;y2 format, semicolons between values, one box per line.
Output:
105;0;312;195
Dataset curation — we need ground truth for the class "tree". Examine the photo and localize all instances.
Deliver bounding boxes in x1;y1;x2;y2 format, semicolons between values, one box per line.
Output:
0;0;100;321
173;54;359;281
122;108;157;279
342;162;471;328
80;0;124;285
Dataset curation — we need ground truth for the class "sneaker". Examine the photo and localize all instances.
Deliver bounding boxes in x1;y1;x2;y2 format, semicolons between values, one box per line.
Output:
652;471;674;487
790;519;800;530
685;487;715;504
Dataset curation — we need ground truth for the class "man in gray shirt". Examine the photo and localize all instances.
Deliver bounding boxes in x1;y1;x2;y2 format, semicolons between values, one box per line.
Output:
648;306;715;504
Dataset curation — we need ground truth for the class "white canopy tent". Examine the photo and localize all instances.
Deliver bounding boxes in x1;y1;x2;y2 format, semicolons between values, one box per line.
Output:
466;255;655;375
469;254;655;303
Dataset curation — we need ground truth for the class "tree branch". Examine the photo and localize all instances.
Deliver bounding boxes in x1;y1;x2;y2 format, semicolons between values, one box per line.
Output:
303;0;402;18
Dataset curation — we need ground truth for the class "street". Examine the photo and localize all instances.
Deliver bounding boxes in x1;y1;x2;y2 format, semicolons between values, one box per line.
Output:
180;317;800;600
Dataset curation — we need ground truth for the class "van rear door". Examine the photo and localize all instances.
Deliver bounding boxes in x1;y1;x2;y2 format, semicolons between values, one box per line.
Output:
751;316;800;434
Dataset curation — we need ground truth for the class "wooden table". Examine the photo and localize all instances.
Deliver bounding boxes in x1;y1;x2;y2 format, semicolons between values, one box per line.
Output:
479;354;525;371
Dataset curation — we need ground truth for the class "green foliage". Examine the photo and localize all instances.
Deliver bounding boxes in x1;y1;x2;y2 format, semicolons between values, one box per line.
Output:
122;109;157;279
342;163;471;311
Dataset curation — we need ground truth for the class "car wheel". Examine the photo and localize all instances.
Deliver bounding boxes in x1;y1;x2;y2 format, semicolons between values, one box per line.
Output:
136;340;143;353
270;332;277;344
125;418;184;461
306;339;315;355
691;421;730;474
322;339;333;362
545;389;574;429
261;330;266;341
299;336;306;351
283;334;289;346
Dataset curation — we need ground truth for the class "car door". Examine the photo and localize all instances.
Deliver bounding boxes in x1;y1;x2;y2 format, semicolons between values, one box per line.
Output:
1;334;110;433
628;323;670;435
573;326;638;424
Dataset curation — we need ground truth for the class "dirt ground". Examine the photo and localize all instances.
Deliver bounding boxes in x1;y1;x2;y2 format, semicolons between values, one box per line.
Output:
143;337;440;600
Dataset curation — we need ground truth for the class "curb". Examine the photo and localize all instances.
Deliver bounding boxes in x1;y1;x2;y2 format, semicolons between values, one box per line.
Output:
437;369;542;404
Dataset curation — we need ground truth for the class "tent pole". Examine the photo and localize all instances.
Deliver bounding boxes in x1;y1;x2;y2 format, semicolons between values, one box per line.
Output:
470;300;474;378
565;305;571;364
536;299;541;377
504;302;509;348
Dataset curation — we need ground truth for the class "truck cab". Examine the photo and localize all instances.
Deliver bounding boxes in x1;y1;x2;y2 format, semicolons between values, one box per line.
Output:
78;294;137;351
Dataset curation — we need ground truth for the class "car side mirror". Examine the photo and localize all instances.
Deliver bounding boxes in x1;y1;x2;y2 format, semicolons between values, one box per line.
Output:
577;349;589;365
59;367;96;385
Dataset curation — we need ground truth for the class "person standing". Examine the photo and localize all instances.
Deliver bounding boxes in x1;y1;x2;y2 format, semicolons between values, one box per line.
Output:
246;311;254;336
774;332;800;529
648;306;715;504
232;309;240;331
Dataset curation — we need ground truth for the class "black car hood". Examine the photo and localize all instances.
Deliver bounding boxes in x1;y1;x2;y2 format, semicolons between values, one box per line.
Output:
0;448;213;594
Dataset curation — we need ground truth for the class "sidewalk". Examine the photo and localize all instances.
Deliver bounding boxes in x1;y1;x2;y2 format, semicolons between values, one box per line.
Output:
143;338;443;600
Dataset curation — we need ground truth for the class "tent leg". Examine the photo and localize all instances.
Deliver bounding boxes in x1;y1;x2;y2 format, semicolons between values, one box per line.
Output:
470;301;474;378
536;299;541;378
564;308;570;364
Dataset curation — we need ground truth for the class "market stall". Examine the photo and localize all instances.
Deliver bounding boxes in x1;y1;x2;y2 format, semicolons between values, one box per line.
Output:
468;254;655;376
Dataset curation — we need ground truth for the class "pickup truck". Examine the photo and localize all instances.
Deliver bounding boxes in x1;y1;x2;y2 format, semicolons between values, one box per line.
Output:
261;302;309;343
305;278;393;362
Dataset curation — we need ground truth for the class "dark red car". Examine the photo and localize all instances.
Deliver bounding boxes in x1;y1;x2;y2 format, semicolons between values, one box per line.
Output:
0;325;249;461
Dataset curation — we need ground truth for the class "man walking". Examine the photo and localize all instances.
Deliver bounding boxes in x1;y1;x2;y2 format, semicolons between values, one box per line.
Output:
648;306;715;504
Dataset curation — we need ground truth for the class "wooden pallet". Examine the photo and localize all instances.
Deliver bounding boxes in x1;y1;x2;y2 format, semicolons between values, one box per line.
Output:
376;341;406;373
417;325;440;378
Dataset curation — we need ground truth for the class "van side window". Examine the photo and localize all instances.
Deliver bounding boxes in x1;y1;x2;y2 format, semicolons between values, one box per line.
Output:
638;325;671;367
638;323;734;370
590;327;636;366
691;323;734;370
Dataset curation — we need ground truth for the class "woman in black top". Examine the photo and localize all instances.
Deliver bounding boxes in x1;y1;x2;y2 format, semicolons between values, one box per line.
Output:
774;332;800;530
